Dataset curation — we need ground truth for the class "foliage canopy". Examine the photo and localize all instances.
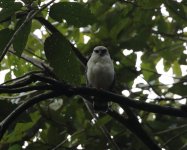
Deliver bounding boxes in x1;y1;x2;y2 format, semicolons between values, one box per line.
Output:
0;0;187;150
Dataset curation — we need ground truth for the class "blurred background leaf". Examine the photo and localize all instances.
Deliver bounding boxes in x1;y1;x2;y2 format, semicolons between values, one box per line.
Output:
0;0;187;149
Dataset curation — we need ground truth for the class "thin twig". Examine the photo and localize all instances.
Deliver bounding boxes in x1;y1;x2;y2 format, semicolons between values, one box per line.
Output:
82;98;120;150
1;71;42;85
163;130;187;147
165;0;187;21
179;144;187;150
0;84;54;94
0;11;34;62
118;0;160;10
52;129;85;150
0;91;37;100
9;48;46;70
0;0;56;62
155;124;187;135
152;30;187;42
156;96;187;101
25;48;46;61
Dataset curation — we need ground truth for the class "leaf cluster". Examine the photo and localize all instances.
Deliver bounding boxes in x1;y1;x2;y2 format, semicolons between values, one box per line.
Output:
0;0;187;150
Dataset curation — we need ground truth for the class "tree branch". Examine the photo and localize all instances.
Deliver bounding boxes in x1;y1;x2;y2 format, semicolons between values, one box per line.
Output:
0;11;34;62
9;49;56;78
163;130;187;147
8;49;47;70
70;87;187;118
165;0;187;21
0;91;61;140
1;71;42;86
0;75;186;149
118;0;160;10
155;124;187;135
35;17;88;67
0;3;186;149
0;0;56;62
152;30;187;42
107;109;161;150
0;84;54;94
82;98;120;150
114;95;162;149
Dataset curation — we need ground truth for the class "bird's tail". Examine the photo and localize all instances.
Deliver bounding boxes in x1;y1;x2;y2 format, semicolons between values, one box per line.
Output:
93;98;108;112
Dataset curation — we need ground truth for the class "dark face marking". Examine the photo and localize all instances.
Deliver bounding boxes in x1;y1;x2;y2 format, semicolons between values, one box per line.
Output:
94;47;108;56
94;49;99;53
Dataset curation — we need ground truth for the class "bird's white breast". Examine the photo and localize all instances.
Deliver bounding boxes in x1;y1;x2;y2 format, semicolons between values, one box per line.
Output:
87;56;114;89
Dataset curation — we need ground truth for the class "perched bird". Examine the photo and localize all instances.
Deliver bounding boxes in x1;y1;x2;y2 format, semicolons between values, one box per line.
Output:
86;46;115;111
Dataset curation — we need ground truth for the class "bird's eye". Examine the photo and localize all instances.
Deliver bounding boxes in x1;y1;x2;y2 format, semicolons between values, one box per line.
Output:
101;49;107;53
94;50;99;53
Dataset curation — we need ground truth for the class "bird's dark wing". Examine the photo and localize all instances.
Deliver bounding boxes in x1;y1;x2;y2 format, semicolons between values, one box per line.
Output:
85;54;92;87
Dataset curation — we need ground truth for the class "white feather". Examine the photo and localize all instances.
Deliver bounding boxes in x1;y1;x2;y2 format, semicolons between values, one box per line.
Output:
86;46;115;89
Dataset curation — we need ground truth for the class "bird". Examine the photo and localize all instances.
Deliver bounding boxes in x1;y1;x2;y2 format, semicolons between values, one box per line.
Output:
86;46;115;112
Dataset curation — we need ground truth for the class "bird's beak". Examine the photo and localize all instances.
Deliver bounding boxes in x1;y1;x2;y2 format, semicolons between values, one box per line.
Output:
99;51;105;56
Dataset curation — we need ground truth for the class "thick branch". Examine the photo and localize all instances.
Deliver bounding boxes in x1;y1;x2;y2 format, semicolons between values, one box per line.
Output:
70;87;187;118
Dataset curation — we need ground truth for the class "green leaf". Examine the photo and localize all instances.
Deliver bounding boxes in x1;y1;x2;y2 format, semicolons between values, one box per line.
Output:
172;61;182;77
6;122;35;143
165;1;187;21
30;111;41;122
178;54;187;65
44;33;81;84
170;83;187;95
0;28;13;57
0;100;17;121
160;44;184;63
26;142;50;150
138;0;162;9
110;18;131;41
0;0;14;8
116;53;138;83
120;29;150;51
141;61;156;81
41;124;64;145
94;116;111;127
49;2;96;27
13;19;32;56
0;2;22;22
5;112;41;143
8;144;22;150
75;108;85;127
49;99;63;111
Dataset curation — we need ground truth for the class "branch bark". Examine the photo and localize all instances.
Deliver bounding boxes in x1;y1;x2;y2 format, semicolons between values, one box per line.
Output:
0;5;185;150
0;91;61;140
1;82;187;140
108;109;161;150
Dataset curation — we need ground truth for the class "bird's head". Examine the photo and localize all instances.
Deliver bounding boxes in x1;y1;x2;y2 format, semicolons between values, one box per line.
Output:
93;46;109;57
